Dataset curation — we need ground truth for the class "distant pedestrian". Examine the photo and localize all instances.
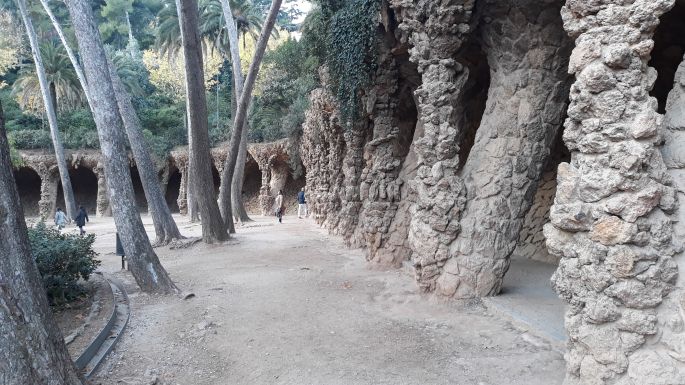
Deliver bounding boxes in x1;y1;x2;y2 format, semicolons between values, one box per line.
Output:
75;205;89;235
274;190;285;223
297;187;308;219
54;207;67;230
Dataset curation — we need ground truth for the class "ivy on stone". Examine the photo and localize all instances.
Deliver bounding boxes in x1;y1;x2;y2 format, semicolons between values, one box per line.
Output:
324;0;379;124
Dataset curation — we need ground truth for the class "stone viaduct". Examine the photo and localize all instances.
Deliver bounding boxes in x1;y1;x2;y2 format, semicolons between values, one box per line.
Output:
13;139;304;219
300;0;685;383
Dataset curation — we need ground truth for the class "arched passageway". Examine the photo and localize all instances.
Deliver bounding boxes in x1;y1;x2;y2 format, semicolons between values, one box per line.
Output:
241;156;263;214
14;167;42;216
649;0;685;113
212;165;220;198
165;168;181;213
130;166;148;213
56;167;98;215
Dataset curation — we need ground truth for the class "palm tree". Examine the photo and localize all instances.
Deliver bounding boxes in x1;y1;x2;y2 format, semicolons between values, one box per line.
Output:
14;0;77;221
12;41;85;115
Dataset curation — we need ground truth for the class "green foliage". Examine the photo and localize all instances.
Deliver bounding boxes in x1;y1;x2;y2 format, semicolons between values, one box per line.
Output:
28;223;100;305
59;108;99;149
9;129;52;149
324;0;379;123
249;37;318;142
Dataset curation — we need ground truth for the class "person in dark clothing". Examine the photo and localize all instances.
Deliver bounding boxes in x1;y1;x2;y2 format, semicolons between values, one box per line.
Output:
297;187;307;219
75;206;89;235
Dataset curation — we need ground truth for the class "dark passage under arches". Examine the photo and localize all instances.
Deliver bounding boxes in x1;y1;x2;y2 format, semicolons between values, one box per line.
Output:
14;167;42;216
649;0;685;113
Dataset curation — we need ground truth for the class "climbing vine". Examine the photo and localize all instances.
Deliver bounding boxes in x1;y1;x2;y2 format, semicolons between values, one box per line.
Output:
323;0;380;124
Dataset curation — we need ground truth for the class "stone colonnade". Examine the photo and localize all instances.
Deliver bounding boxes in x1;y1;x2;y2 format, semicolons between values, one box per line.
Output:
15;140;295;219
301;0;685;382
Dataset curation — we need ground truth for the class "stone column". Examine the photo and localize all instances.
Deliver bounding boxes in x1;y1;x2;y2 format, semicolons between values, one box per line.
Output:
434;1;573;298
177;159;188;216
94;164;111;217
358;41;406;260
37;165;58;219
258;155;274;216
392;0;476;292
545;1;681;383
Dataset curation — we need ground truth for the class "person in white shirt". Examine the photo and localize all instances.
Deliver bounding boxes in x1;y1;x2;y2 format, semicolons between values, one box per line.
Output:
54;207;67;230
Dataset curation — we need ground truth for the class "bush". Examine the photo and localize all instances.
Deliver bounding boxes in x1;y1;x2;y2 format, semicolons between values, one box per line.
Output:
9;129;53;149
28;223;100;304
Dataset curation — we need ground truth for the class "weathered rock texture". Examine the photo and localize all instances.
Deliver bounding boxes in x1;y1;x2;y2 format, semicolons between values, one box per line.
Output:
545;0;684;383
14;140;301;219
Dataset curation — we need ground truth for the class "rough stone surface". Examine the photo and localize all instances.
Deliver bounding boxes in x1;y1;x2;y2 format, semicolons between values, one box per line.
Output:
546;1;684;383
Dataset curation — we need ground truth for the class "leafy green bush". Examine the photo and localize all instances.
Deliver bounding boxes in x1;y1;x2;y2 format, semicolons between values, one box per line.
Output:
9;129;53;149
28;223;100;304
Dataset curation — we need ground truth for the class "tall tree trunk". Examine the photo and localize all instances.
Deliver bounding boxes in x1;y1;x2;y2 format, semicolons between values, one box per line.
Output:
39;0;183;245
231;128;251;222
219;0;251;226
108;62;184;244
16;0;77;221
218;0;282;227
176;0;228;243
65;0;178;293
0;101;86;385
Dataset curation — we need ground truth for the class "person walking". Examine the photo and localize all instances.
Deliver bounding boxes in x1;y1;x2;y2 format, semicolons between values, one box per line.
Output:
75;205;89;235
274;190;285;223
297;187;307;219
54;207;67;230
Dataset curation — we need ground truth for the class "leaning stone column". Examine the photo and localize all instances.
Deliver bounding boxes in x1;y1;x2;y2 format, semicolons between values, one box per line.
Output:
94;164;111;217
394;0;476;292
653;54;685;383
176;159;188;216
435;1;573;298
545;1;681;383
37;164;58;219
258;155;274;216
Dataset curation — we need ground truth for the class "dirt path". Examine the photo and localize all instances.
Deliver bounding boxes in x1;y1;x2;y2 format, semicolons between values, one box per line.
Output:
86;215;564;385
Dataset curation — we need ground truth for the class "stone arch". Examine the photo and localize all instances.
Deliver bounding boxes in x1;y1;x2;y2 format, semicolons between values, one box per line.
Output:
56;166;98;215
14;166;42;217
649;0;685;113
165;165;182;213
241;154;262;214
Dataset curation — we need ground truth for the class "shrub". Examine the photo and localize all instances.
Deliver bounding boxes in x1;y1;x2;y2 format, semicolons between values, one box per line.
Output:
28;223;100;304
9;129;53;149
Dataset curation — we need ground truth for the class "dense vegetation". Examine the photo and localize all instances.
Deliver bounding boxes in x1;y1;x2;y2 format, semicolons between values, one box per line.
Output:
0;0;379;161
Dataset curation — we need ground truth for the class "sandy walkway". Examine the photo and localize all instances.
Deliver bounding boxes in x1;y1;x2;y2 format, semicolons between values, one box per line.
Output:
84;214;564;385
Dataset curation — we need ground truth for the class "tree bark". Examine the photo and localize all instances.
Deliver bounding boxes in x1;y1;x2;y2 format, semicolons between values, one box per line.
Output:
16;0;77;221
218;0;282;226
65;0;178;293
108;62;184;244
231;128;252;222
176;0;228;243
0;101;86;385
218;0;251;226
39;0;183;245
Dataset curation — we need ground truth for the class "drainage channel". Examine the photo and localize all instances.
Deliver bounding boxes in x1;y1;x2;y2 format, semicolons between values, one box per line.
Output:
74;277;130;379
